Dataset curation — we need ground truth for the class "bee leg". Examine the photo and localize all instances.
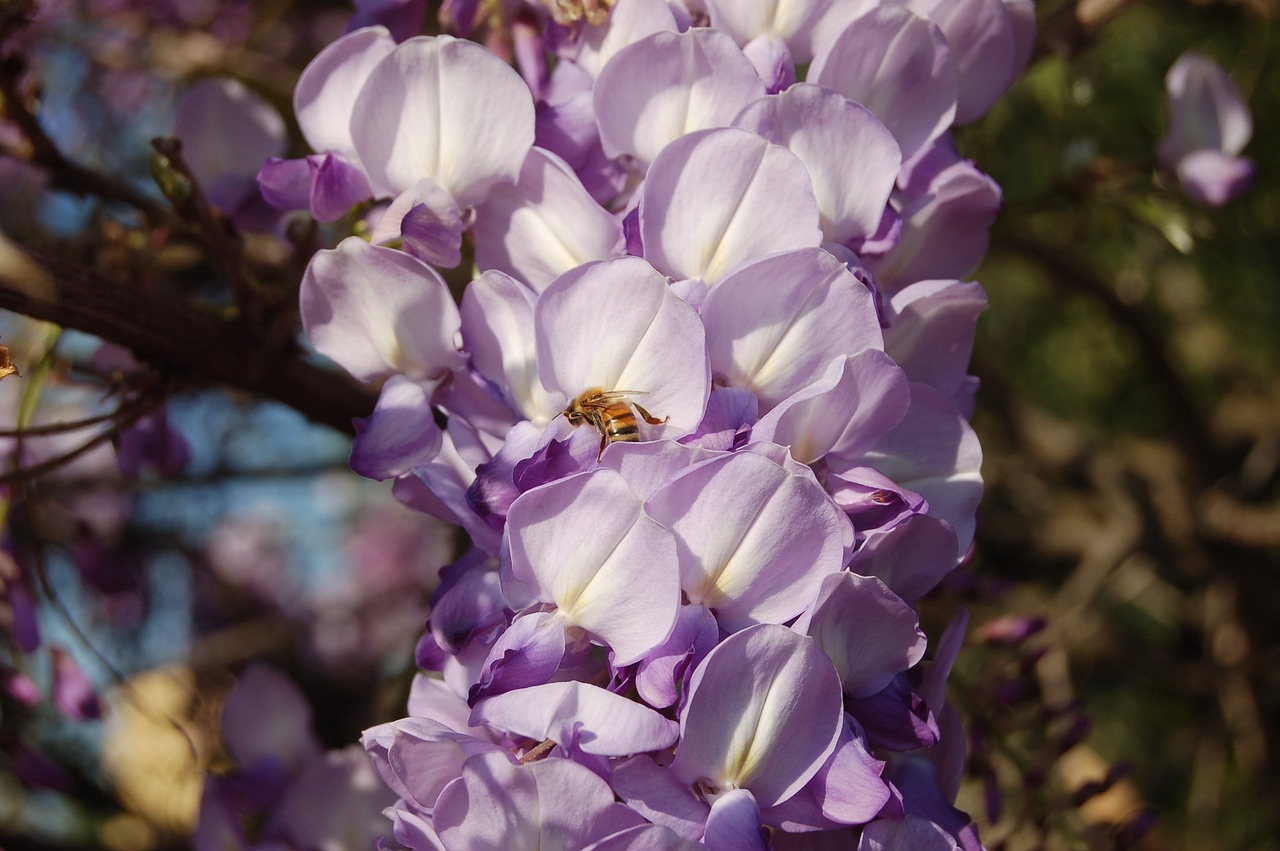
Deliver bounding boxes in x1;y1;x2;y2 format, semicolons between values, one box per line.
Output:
596;433;608;462
634;403;667;425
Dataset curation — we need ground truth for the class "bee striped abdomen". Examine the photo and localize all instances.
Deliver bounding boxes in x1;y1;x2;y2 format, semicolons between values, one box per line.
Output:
603;404;640;442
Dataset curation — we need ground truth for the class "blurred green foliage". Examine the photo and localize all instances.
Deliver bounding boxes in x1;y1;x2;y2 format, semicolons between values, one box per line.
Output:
952;2;1280;849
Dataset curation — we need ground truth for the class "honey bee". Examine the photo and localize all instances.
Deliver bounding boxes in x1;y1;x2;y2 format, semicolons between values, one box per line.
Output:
563;388;667;459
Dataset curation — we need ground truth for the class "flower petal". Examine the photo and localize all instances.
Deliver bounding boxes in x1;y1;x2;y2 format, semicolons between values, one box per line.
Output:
562;0;679;78
174;78;285;189
350;35;534;204
350;375;443;480
700;247;882;409
1175;148;1256;207
859;815;960;851
300;236;464;383
294;25;397;156
734;83;901;244
809;6;956;161
646;451;847;631
505;468;681;665
671;624;843;807
471;611;568;701
1159;50;1253;167
594;28;765;168
584;824;706;851
868;157;1001;292
640;129;822;285
847;514;960;601
612;755;710;840
903;0;1018;124
433;751;646;849
471;681;680;756
839;383;982;556
797;572;926;699
751;351;910;464
460;270;564;423
472;147;625;293
221;663;316;770
882;279;987;408
704;789;768;851
705;0;877;63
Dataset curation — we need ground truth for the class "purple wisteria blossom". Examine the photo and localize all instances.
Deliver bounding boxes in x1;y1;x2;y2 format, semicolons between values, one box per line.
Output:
174;77;286;229
1157;50;1255;207
196;664;394;850
268;1;1039;846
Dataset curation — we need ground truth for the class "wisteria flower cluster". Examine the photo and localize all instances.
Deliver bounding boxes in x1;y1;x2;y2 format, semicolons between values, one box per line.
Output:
276;1;1035;848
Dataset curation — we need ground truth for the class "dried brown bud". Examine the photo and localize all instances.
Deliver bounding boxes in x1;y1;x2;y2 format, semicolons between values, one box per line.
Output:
0;342;19;380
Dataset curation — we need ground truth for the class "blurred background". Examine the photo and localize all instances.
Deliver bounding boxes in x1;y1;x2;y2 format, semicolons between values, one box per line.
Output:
0;0;1277;849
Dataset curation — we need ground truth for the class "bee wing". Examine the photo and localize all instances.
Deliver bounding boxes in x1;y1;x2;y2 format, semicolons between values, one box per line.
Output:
574;390;650;410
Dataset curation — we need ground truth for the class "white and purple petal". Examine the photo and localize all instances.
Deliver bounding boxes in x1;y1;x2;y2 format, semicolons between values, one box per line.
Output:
809;6;957;161
175;78;286;192
646;451;847;631
471;681;679;756
300;237;464;383
1175;148;1256;207
361;716;504;810
670;624;843;807
847;514;960;601
351;35;535;204
1159;50;1253;167
703;789;768;851
433;751;646;850
505;468;681;665
882;279;987;410
750;351;910;464
795;572;927;699
612;754;711;840
704;0;877;64
472;148;625;293
640;129;822;285
699;247;882;409
859;815;960;851
471;611;569;702
836;383;982;556
734;84;901;245
294;25;397;156
868;158;1002;292
900;0;1020;124
349;375;444;480
594;28;766;168
634;602;719;709
584;824;706;851
460;270;563;424
562;0;680;78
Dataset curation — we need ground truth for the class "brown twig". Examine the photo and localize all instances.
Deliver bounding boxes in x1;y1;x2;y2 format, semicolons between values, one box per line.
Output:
1197;489;1280;550
0;389;163;486
0;406;139;437
0;247;377;434
149;136;264;332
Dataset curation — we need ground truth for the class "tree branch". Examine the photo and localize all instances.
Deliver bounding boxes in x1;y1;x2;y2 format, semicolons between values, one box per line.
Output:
0;246;376;435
